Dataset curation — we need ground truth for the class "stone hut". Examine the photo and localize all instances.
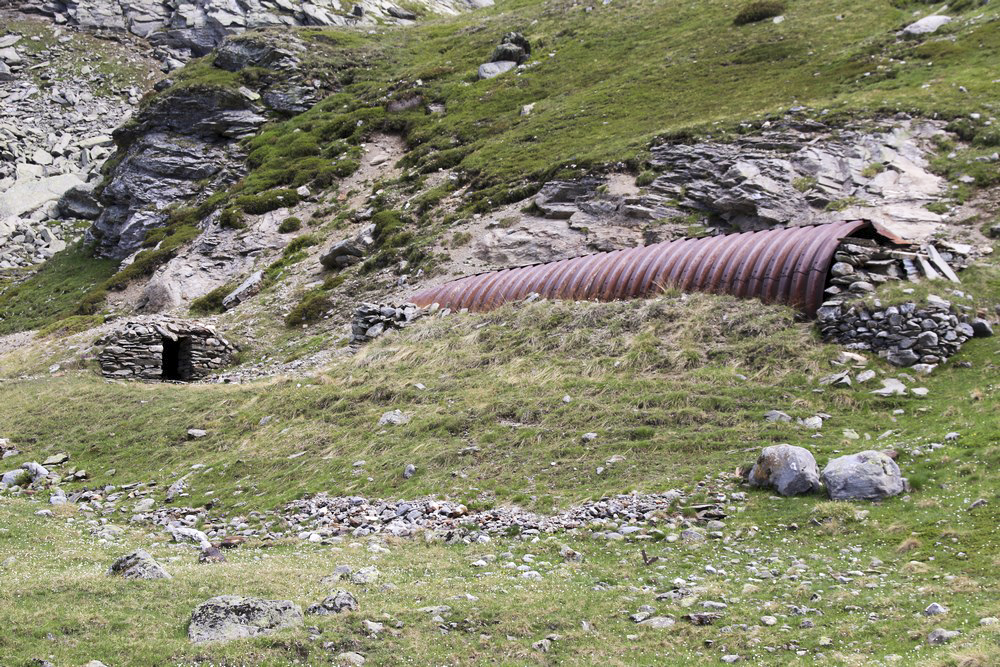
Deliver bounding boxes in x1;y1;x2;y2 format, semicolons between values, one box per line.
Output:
97;318;238;381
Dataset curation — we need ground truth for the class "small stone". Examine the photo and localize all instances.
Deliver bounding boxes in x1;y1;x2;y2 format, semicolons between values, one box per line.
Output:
402;463;416;479
187;429;208;439
378;410;410;426
307;590;358;615
927;628;959;645
337;651;366;666
923;603;948;616
761;615;778;626
107;549;171;580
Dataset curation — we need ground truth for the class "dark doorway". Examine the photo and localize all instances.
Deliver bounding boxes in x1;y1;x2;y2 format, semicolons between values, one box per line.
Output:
161;336;192;381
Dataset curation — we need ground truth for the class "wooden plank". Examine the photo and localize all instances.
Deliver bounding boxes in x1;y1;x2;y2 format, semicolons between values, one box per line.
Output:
916;255;941;281
927;245;961;283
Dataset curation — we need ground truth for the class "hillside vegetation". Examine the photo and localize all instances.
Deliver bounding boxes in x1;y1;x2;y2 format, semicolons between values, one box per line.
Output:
1;0;1000;665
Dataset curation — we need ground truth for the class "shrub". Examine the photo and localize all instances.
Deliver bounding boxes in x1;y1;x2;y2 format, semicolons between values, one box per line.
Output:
733;0;785;25
233;189;301;215
636;170;656;187
189;283;235;315
220;207;245;229
285;289;334;326
279;216;302;233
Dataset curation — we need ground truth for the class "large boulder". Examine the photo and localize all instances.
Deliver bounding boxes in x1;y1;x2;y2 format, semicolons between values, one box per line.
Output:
320;238;366;270
748;444;821;496
822;450;904;501
108;549;172;580
491;32;531;64
188;595;303;643
0;174;85;219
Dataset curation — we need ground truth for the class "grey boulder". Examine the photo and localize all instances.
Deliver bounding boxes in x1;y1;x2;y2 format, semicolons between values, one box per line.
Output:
306;589;358;615
749;444;821;496
188;595;303;643
822;450;904;501
108;549;172;580
478;61;517;79
902;15;951;36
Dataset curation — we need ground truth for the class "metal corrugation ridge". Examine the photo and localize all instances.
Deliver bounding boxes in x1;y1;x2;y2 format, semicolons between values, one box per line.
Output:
410;221;873;316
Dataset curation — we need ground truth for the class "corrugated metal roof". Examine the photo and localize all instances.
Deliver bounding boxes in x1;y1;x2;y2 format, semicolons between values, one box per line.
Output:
410;221;896;316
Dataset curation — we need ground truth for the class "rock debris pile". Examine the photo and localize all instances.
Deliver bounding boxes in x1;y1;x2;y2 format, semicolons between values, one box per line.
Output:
9;0;494;68
282;490;686;539
644;119;948;233
0;23;142;267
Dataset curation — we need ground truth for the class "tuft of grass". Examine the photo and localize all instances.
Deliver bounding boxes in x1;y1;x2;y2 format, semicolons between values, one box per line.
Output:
189;283;237;316
733;1;786;26
279;216;303;233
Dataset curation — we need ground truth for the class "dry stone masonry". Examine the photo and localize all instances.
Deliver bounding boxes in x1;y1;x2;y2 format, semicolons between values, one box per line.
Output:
350;302;425;344
97;318;238;380
817;297;992;370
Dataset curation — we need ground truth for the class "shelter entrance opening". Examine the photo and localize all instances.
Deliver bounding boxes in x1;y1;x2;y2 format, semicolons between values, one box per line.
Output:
162;336;192;381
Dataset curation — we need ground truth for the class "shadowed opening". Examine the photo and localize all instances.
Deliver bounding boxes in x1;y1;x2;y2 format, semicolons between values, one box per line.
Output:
161;336;192;381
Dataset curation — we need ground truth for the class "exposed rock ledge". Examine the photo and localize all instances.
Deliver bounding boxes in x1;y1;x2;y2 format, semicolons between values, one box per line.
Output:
6;0;494;67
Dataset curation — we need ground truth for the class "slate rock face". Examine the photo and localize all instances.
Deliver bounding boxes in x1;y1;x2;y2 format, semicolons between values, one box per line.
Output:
108;549;172;580
822;450;904;501
86;87;264;259
188;595;303;643
749;444;821;496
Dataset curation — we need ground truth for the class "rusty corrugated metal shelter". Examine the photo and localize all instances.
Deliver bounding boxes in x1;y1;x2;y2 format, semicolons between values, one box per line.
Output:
411;221;902;316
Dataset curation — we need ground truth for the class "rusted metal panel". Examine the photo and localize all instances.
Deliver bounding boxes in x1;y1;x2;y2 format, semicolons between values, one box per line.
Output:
411;221;889;316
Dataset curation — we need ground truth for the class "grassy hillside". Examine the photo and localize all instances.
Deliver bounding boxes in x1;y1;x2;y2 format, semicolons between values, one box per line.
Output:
1;273;999;665
2;1;1000;664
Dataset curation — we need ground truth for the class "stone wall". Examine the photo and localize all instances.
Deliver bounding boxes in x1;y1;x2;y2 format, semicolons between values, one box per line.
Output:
97;318;237;380
350;303;425;344
817;296;993;371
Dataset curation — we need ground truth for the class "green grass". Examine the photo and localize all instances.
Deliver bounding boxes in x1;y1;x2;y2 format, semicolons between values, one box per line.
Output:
1;282;999;664
1;263;999;665
0;243;117;335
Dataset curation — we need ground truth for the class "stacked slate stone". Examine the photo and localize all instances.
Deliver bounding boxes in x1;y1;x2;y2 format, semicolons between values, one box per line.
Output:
350;303;425;344
824;237;904;300
816;298;990;369
97;318;238;380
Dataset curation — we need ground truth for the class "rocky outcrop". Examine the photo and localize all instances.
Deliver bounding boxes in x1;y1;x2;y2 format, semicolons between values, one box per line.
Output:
86;86;264;259
85;34;316;259
644;119;946;237
188;595;303;643
8;0;494;67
